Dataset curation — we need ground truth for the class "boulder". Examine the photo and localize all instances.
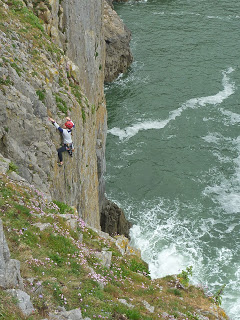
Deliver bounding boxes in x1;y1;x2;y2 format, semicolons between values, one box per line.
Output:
115;235;141;257
0;219;23;289
143;300;155;313
100;200;132;239
95;248;112;268
6;289;34;316
0;153;10;174
48;307;86;319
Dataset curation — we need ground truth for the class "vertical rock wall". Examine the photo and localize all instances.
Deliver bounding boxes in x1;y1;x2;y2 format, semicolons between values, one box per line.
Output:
0;0;107;229
0;0;132;232
60;0;107;217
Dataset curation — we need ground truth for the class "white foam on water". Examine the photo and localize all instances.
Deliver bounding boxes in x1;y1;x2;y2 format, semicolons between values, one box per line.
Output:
109;191;239;319
202;133;222;144
203;135;240;214
219;108;240;125
105;61;147;92
204;177;240;214
149;244;187;279
225;296;240;320
108;68;235;141
222;264;240;320
130;223;189;279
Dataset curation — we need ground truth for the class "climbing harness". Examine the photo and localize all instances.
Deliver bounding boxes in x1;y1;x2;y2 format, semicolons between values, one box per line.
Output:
65;143;75;157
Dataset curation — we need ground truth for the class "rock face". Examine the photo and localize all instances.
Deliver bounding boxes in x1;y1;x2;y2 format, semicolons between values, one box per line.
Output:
0;0;106;229
100;200;132;238
0;219;23;289
106;0;114;8
104;0;133;82
6;289;35;316
0;0;132;234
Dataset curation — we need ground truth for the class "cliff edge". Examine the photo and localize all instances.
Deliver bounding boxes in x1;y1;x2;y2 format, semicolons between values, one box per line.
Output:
0;165;229;319
0;0;131;234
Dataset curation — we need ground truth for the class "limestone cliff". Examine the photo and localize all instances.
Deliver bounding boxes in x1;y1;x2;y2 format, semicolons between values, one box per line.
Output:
104;0;133;83
0;0;131;233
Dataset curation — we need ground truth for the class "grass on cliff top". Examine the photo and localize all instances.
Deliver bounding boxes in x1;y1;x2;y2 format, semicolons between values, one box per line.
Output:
0;173;228;320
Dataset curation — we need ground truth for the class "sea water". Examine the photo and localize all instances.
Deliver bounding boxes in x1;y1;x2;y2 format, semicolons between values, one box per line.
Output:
105;1;240;318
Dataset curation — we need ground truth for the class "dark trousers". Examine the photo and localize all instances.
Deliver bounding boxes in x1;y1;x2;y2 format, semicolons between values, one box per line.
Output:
57;145;67;162
57;145;73;162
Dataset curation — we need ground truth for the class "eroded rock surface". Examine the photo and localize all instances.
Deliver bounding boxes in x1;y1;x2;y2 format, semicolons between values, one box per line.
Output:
104;0;133;82
100;200;132;238
0;219;23;289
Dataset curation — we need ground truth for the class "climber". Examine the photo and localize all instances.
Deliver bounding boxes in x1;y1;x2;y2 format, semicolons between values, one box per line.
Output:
49;117;75;166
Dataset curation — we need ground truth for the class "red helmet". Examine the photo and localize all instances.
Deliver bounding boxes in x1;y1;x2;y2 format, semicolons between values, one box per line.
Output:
65;120;74;129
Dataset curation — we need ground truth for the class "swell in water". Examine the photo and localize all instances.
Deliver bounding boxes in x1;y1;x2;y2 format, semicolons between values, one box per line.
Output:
108;67;235;141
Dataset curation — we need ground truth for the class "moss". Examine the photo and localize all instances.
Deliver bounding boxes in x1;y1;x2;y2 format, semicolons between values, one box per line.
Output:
36;89;46;102
0;76;13;87
9;1;44;32
81;108;86;123
54;94;68;115
10;62;22;75
8;161;19;173
53;200;74;215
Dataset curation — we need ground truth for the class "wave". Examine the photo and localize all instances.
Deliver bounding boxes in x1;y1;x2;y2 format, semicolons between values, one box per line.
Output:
108;68;235;141
203;133;240;214
125;195;240;319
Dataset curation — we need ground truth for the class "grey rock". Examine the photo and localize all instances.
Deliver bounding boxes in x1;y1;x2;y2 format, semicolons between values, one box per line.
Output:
48;307;84;319
0;153;10;174
8;171;26;182
118;298;134;309
142;300;155;313
95;249;112;268
60;214;78;231
0;0;133;236
100;200;132;239
105;0;113;8
7;289;34;316
0;219;23;289
104;1;133;82
33;222;51;231
88;225;114;241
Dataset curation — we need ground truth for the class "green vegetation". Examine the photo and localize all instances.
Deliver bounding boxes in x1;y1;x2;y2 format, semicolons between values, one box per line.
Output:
0;174;228;320
0;76;13;87
0;1;229;319
10;62;22;76
8;161;19;173
177;266;193;287
8;0;44;32
81;108;86;122
55;94;68;115
52;200;74;215
129;258;150;277
211;284;226;306
36;89;46;102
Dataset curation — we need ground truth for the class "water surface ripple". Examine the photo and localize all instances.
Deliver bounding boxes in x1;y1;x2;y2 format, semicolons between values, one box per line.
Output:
105;1;240;318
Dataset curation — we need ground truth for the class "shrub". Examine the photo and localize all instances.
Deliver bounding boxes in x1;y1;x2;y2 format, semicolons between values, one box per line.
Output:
8;161;19;173
129;258;150;277
53;200;74;215
212;284;226;306
177;266;193;287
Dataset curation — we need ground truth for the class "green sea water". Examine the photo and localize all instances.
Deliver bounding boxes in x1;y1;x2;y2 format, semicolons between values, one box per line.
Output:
105;1;240;318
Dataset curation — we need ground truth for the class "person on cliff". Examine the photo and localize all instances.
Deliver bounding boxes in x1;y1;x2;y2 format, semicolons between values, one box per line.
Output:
49;117;75;166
